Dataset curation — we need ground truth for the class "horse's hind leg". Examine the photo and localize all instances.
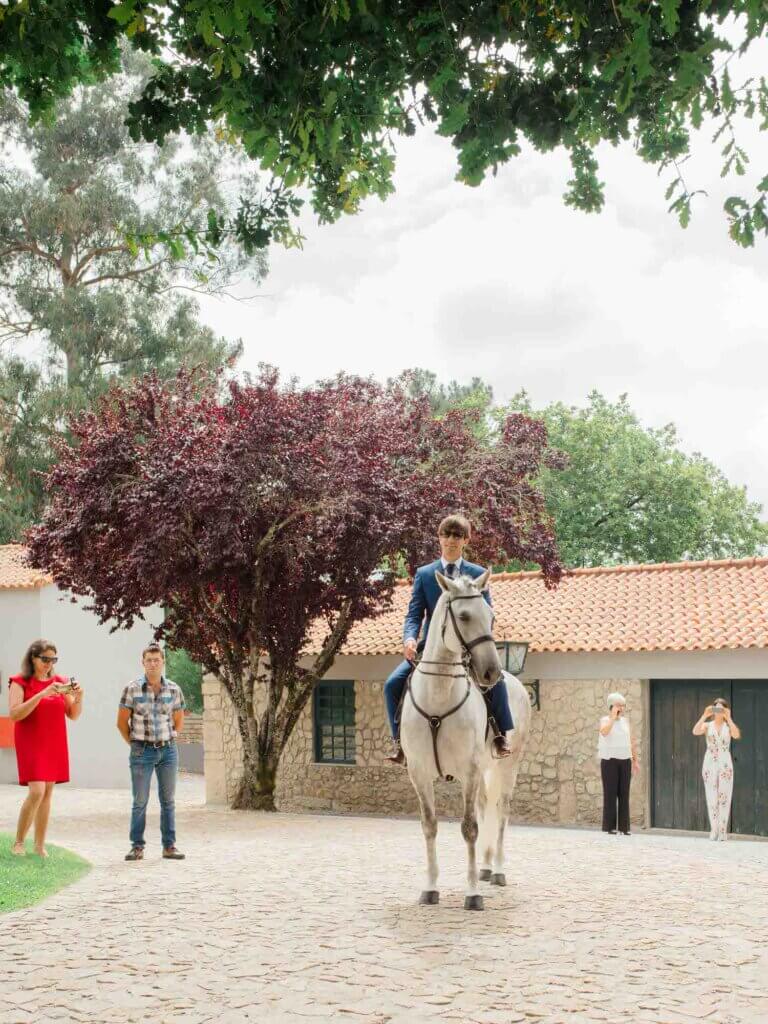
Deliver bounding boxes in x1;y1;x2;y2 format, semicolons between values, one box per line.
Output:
413;776;439;905
477;770;496;882
492;762;519;886
490;797;508;886
461;762;483;910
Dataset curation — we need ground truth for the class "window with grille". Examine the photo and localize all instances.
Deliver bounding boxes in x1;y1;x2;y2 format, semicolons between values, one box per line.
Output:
313;681;356;764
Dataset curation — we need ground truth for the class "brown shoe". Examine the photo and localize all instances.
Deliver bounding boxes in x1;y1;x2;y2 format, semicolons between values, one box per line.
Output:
125;846;144;861
162;846;186;860
385;743;406;766
492;735;513;758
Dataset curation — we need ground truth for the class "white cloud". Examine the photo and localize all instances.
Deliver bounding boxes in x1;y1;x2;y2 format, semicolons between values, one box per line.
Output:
197;41;768;514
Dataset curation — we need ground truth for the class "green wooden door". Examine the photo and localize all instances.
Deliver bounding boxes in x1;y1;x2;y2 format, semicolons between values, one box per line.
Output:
652;680;768;836
731;681;768;837
652;680;727;832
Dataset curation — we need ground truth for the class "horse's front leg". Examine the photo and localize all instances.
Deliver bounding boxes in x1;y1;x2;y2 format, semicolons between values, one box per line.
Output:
461;761;483;910
412;773;439;905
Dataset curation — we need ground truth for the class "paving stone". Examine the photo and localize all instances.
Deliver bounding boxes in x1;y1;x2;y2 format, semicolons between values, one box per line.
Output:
1;776;766;1024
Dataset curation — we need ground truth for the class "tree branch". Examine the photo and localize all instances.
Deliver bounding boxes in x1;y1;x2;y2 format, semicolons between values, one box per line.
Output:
0;240;60;268
592;494;645;530
69;244;134;283
78;261;168;288
255;503;329;558
276;598;355;749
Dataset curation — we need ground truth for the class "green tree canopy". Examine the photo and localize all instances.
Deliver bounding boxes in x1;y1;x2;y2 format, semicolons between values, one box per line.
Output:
503;390;768;567
2;2;766;250
390;368;494;418
0;51;267;386
0;50;268;541
0;357;59;543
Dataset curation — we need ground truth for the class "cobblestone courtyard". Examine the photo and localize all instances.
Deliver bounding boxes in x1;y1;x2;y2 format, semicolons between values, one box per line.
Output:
1;776;767;1024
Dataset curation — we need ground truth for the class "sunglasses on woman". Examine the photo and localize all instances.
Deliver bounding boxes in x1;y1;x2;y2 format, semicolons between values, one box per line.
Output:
37;655;58;664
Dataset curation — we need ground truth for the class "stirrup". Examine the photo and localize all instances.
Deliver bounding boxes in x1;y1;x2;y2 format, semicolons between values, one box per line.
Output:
385;743;406;766
491;735;512;759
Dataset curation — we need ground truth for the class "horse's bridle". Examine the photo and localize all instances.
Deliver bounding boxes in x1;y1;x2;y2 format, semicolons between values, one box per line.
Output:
441;593;498;690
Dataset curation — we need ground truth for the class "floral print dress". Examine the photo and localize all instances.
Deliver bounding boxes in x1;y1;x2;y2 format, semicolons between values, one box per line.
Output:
702;722;733;841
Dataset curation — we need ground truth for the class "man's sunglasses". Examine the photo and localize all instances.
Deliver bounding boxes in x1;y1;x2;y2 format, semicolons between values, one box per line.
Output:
440;530;467;540
37;655;58;664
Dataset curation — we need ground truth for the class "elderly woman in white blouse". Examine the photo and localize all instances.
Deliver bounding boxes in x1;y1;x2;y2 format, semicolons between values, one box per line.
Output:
598;692;639;835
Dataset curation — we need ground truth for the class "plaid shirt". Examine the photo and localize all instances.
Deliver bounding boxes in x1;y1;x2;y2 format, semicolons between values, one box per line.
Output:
119;676;186;742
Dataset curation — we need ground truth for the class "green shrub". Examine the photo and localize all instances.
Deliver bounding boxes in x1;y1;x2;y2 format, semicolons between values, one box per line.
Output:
166;648;203;713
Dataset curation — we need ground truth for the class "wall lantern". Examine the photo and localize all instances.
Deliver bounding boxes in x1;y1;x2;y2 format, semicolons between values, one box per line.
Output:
495;640;529;676
496;641;540;710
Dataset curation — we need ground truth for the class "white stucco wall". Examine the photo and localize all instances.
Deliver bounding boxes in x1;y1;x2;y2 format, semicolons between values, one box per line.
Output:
1;585;159;788
0;589;42;784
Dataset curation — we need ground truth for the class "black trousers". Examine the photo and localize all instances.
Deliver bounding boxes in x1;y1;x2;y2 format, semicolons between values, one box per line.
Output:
601;758;632;833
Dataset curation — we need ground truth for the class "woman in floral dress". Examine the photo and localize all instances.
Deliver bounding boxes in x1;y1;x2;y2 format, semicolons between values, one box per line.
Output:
692;699;741;841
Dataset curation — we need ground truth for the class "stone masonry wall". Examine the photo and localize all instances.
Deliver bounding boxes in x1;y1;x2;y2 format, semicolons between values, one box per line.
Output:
203;676;462;816
515;678;646;827
204;675;647;827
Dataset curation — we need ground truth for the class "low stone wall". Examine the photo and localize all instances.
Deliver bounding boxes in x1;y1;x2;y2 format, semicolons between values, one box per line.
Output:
179;712;203;745
204;675;647;827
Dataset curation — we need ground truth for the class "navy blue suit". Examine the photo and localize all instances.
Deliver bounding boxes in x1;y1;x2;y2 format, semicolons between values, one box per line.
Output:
384;559;514;738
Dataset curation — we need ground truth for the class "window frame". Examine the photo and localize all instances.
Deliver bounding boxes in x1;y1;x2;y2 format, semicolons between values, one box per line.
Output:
313;680;356;765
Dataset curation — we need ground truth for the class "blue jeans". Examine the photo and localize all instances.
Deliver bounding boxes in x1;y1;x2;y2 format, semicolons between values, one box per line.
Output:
384;660;514;739
129;741;178;849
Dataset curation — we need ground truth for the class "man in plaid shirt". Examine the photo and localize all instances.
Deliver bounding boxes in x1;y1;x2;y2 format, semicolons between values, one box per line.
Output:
117;643;186;861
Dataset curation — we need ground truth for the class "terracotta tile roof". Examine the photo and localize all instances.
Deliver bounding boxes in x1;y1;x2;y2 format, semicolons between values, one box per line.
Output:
311;558;768;657
0;545;51;591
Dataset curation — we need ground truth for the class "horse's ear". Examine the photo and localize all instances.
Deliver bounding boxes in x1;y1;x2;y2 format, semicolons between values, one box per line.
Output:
476;568;492;591
435;570;451;593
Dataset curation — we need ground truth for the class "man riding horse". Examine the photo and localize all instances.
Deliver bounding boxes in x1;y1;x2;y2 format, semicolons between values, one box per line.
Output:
384;514;514;764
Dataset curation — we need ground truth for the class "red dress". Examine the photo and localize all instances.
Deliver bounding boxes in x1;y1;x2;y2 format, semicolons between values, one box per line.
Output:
10;674;70;785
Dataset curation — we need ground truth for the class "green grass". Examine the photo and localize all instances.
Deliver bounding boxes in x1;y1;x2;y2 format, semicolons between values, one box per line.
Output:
0;833;91;914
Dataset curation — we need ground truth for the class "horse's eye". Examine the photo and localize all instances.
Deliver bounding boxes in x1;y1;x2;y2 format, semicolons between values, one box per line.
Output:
458;612;471;622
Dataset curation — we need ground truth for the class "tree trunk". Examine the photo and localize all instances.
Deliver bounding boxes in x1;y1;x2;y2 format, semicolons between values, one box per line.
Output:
64;345;82;389
226;604;353;811
231;707;280;811
60;247;82;389
233;748;279;811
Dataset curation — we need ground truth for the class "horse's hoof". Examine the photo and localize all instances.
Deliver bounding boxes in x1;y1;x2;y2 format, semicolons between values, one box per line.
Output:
464;895;484;911
490;873;507;887
419;890;439;905
479;869;492;882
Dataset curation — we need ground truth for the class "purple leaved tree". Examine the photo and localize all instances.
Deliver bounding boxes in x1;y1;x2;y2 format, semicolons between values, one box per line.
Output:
27;368;562;809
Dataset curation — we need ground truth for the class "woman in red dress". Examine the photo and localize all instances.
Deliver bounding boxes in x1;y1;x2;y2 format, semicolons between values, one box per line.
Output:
8;639;84;857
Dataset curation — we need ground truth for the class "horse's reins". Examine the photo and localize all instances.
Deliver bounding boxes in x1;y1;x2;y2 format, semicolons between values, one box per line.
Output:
406;593;497;780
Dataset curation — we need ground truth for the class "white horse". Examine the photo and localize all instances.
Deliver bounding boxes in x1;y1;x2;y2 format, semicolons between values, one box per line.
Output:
400;569;531;910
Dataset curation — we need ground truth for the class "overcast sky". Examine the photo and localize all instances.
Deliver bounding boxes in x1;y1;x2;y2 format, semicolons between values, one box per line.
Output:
197;41;768;514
